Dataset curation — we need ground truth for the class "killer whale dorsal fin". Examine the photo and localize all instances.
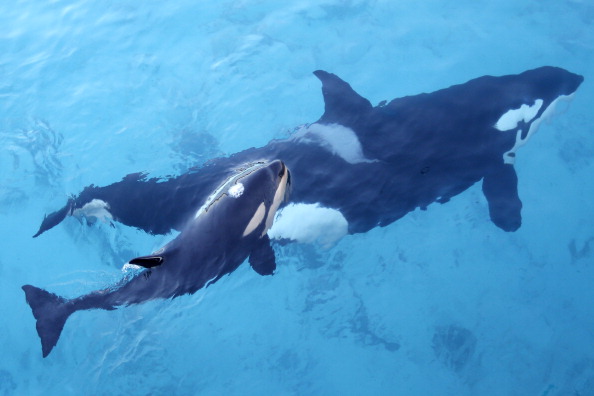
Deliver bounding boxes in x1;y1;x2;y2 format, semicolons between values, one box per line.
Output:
313;70;372;125
249;234;276;276
129;256;164;268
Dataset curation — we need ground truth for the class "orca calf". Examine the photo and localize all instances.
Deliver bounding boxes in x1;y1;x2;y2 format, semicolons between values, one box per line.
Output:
23;160;291;357
33;67;583;244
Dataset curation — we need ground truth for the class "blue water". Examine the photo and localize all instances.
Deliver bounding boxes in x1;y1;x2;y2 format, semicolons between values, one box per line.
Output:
1;1;593;395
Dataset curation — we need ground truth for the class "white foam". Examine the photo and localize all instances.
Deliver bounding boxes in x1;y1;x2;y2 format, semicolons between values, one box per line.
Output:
121;263;142;272
268;203;348;249
293;123;376;164
495;99;543;131
72;199;113;223
228;182;244;198
195;162;267;219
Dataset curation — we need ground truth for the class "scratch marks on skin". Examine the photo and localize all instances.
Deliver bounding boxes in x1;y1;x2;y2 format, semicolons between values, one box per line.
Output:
194;162;267;219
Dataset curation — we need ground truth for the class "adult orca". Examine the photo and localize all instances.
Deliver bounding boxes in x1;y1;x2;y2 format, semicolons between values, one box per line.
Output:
33;66;583;245
23;160;291;357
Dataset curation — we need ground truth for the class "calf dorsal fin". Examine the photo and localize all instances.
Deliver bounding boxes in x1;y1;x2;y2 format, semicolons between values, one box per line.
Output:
128;256;163;268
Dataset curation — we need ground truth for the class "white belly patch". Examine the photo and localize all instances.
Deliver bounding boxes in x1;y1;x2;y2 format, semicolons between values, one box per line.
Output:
268;203;348;249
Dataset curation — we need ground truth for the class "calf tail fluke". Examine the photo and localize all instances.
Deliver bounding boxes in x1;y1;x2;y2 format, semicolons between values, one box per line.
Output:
22;285;74;357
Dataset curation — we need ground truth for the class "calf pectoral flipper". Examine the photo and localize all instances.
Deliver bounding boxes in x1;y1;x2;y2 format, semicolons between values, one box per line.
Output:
249;234;276;276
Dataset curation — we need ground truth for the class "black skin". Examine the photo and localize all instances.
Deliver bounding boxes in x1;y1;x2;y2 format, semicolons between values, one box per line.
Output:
23;160;289;357
33;67;583;238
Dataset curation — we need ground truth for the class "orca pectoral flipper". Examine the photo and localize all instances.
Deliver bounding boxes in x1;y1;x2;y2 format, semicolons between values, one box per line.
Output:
249;234;276;276
33;198;75;238
128;256;164;268
482;163;523;232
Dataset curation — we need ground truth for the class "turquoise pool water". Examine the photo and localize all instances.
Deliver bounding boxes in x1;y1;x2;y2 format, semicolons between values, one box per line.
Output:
1;1;593;395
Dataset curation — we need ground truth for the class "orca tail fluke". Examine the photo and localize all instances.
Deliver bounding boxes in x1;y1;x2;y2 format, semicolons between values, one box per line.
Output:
22;285;74;357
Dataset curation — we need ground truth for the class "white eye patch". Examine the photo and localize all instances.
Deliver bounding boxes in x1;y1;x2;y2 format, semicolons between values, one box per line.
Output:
242;202;266;237
494;99;543;131
499;95;572;164
228;183;244;198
